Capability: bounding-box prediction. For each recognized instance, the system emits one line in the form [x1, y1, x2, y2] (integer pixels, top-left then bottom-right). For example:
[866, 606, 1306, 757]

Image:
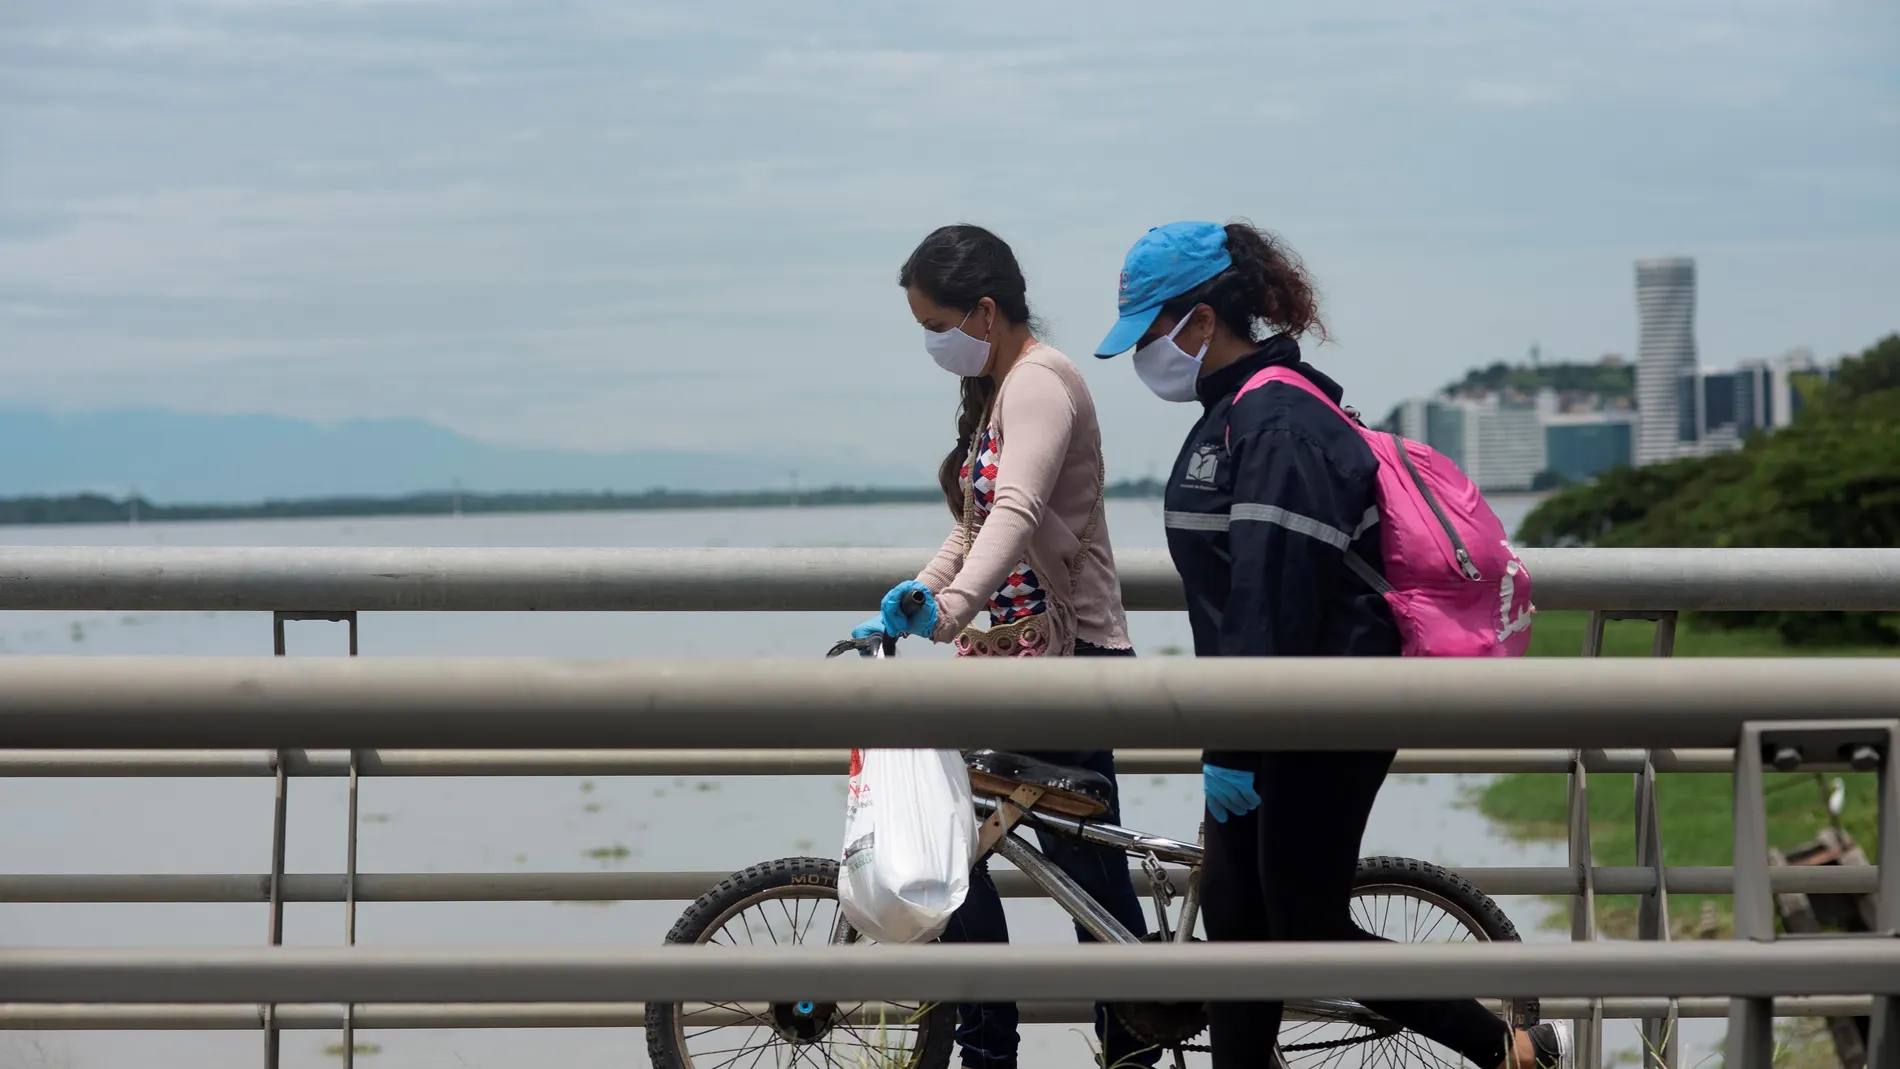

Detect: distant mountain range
[0, 407, 920, 502]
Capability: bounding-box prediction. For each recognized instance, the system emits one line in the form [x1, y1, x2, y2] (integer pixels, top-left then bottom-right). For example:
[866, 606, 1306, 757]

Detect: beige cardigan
[917, 343, 1133, 650]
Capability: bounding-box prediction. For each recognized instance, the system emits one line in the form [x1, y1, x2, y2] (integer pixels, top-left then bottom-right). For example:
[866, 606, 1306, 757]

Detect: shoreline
[0, 485, 1549, 530]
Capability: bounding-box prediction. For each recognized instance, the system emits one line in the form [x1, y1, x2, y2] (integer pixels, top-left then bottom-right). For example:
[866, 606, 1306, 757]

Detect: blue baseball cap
[1094, 221, 1232, 358]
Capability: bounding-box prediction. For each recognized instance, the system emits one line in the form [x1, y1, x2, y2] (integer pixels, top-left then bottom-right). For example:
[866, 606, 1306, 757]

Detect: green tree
[1518, 334, 1900, 645]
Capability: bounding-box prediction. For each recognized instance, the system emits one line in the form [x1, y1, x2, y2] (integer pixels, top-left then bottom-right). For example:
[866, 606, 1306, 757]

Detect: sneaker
[1524, 1021, 1574, 1069]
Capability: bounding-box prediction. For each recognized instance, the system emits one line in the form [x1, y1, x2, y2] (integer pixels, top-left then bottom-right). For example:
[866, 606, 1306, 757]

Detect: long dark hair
[1157, 220, 1327, 343]
[898, 225, 1040, 515]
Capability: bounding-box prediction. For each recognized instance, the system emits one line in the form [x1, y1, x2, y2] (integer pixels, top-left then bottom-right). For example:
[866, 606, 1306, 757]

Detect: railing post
[1866, 725, 1899, 1069]
[343, 748, 361, 1069]
[1727, 725, 1776, 1069]
[263, 748, 289, 1069]
[1635, 754, 1679, 1069]
[1636, 611, 1678, 1068]
[1569, 751, 1601, 1069]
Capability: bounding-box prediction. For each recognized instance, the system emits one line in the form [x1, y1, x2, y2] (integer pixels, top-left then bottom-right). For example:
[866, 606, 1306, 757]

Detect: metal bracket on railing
[1582, 610, 1678, 658]
[1729, 720, 1899, 1069]
[273, 611, 359, 657]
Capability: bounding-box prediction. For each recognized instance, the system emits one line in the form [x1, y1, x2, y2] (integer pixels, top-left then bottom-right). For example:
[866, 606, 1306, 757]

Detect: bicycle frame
[967, 796, 1372, 1024]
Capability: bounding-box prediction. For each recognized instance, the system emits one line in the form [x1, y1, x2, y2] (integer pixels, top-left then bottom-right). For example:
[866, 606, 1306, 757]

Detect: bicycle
[646, 615, 1536, 1069]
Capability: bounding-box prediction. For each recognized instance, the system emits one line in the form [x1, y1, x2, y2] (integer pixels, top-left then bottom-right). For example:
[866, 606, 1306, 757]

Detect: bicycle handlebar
[899, 586, 928, 616]
[825, 586, 930, 659]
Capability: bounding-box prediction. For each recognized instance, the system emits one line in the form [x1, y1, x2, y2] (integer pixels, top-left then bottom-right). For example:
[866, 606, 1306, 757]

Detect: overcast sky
[2, 0, 1895, 478]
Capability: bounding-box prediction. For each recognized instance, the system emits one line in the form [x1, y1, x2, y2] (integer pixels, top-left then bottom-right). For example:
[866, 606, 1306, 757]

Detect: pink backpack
[1233, 367, 1534, 657]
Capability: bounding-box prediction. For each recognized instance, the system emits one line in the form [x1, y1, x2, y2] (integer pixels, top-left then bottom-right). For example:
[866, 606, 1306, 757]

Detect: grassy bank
[1480, 611, 1890, 936]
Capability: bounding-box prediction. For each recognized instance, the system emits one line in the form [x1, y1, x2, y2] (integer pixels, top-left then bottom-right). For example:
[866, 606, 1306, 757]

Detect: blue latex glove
[879, 580, 939, 639]
[850, 617, 887, 657]
[1203, 764, 1262, 824]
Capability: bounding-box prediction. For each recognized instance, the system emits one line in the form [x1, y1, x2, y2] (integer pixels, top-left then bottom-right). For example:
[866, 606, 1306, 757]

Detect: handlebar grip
[900, 587, 929, 615]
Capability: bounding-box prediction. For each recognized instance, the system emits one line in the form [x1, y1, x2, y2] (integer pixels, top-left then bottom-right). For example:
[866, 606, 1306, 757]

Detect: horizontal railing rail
[0, 864, 1879, 903]
[1, 656, 1896, 749]
[6, 547, 1896, 1068]
[6, 942, 1900, 1004]
[1, 996, 1879, 1030]
[0, 746, 1837, 776]
[2, 546, 1898, 613]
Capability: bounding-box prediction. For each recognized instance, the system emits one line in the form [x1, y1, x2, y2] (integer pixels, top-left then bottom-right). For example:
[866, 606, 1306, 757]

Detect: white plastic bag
[838, 747, 976, 944]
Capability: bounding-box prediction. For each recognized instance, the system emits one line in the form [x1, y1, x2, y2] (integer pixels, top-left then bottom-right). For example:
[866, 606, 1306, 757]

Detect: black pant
[1200, 750, 1511, 1069]
[938, 642, 1158, 1069]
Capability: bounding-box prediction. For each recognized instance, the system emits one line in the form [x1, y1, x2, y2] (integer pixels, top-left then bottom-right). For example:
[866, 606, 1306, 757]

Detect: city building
[1545, 412, 1635, 485]
[1634, 257, 1697, 466]
[1375, 260, 1824, 493]
[1384, 394, 1547, 493]
[1673, 349, 1825, 456]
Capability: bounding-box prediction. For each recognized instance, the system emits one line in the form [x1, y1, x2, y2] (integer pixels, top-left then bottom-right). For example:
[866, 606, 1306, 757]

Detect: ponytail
[1157, 220, 1327, 343]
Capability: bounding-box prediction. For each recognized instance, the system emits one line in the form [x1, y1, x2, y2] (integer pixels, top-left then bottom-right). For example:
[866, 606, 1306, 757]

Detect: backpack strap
[1226, 366, 1392, 589]
[1225, 366, 1353, 449]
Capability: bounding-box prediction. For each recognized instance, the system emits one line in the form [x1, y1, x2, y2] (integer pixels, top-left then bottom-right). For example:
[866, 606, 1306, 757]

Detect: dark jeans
[1200, 750, 1512, 1069]
[938, 641, 1158, 1069]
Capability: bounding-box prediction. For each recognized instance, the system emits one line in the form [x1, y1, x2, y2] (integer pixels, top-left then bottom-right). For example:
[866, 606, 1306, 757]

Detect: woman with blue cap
[856, 224, 1156, 1069]
[1096, 220, 1572, 1069]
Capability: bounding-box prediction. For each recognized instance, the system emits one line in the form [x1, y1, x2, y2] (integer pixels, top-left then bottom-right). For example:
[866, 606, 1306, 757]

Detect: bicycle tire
[1117, 855, 1538, 1057]
[1352, 855, 1539, 1028]
[646, 857, 957, 1069]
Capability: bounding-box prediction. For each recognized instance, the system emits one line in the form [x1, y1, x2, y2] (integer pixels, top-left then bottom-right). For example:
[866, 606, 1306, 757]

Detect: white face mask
[923, 308, 993, 378]
[1133, 308, 1208, 402]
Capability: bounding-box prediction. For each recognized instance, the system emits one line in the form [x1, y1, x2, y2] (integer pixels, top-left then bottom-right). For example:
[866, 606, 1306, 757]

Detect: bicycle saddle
[964, 750, 1111, 819]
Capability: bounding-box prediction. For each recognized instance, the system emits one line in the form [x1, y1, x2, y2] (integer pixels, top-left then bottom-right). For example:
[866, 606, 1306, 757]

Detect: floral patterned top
[960, 423, 1048, 624]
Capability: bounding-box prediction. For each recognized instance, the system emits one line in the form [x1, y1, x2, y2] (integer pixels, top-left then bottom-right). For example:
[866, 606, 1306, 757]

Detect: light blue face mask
[924, 308, 993, 377]
[1133, 307, 1208, 402]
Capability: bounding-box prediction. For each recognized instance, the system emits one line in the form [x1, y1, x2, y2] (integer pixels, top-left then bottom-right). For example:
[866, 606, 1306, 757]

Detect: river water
[0, 498, 1589, 1069]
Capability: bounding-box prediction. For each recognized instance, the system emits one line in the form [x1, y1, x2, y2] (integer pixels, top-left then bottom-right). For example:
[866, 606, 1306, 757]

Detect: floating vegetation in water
[794, 839, 815, 852]
[694, 780, 720, 793]
[323, 1042, 383, 1056]
[361, 813, 393, 825]
[583, 803, 602, 814]
[580, 780, 596, 794]
[584, 843, 632, 866]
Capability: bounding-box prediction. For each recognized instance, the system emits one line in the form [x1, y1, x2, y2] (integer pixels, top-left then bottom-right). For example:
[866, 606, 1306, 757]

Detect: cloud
[0, 0, 1895, 476]
[1458, 80, 1561, 110]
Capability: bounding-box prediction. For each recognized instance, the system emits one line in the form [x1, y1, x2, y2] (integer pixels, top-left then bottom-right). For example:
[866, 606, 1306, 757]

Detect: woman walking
[1094, 219, 1573, 1069]
[854, 224, 1156, 1069]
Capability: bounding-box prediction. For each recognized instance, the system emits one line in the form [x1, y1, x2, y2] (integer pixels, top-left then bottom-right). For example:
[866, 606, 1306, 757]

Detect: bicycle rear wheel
[1277, 856, 1539, 1069]
[645, 857, 956, 1069]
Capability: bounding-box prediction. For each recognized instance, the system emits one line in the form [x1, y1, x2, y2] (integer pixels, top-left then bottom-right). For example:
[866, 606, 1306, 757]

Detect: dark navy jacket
[1161, 336, 1400, 769]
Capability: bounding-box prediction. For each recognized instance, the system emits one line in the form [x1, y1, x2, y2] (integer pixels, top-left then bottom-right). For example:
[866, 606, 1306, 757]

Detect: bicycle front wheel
[1277, 856, 1539, 1069]
[644, 857, 957, 1069]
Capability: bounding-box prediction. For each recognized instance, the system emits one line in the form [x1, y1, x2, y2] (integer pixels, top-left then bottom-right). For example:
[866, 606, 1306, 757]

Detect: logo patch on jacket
[1182, 444, 1221, 489]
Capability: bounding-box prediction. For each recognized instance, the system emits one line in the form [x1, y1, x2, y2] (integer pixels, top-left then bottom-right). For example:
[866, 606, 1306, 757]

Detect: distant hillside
[0, 407, 923, 501]
[1443, 361, 1634, 399]
[0, 478, 1169, 526]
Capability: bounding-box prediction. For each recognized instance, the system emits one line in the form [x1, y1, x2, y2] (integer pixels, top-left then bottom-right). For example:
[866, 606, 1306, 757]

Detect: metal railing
[3, 547, 1899, 1069]
[0, 545, 1896, 612]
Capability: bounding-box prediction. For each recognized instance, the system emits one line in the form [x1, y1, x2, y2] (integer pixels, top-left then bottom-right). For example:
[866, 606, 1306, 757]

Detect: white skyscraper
[1634, 257, 1696, 465]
